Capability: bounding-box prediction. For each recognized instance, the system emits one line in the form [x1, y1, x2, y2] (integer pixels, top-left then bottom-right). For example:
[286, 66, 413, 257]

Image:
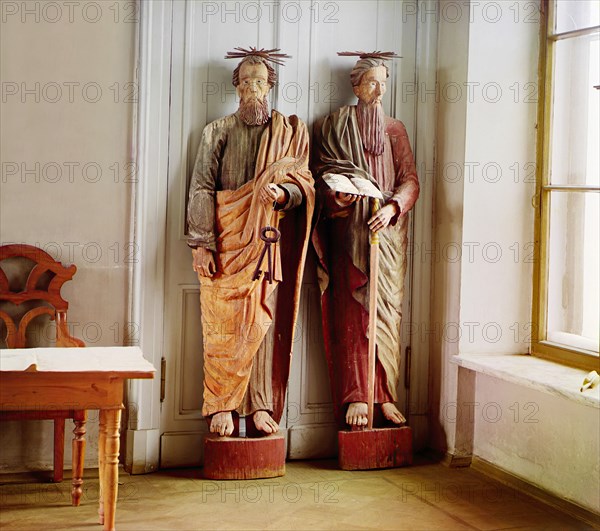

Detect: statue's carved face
[353, 65, 387, 106]
[236, 62, 271, 103]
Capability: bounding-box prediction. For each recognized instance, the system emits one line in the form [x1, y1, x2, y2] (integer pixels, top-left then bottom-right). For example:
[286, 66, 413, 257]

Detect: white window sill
[452, 354, 600, 409]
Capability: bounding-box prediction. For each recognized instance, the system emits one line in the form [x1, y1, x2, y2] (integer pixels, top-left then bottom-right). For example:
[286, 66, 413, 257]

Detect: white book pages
[350, 177, 384, 200]
[322, 173, 384, 200]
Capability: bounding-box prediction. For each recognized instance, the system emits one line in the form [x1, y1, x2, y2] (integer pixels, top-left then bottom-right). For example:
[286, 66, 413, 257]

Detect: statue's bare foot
[346, 402, 368, 427]
[381, 402, 406, 425]
[210, 411, 234, 437]
[253, 410, 279, 434]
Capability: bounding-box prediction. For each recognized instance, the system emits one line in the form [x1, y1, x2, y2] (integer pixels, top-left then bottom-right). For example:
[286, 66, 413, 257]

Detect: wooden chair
[0, 244, 87, 496]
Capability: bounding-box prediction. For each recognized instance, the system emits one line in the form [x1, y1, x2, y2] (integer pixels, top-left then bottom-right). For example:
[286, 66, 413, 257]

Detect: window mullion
[542, 185, 600, 193]
[550, 25, 600, 41]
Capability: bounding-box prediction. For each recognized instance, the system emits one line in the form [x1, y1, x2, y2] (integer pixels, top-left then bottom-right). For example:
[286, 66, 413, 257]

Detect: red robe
[312, 105, 419, 426]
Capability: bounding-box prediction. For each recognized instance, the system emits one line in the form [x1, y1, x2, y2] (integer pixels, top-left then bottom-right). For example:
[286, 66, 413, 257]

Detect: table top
[0, 346, 155, 378]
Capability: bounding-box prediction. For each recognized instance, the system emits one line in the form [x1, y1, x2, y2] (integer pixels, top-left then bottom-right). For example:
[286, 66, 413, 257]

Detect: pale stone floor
[0, 457, 596, 530]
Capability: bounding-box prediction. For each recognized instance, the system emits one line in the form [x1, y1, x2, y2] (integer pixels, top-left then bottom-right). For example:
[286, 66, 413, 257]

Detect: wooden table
[0, 346, 155, 531]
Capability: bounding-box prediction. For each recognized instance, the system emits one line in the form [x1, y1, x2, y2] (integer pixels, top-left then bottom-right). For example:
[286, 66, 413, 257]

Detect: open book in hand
[322, 173, 384, 200]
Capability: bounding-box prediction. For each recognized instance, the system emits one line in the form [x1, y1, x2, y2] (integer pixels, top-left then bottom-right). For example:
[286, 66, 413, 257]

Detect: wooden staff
[367, 198, 380, 430]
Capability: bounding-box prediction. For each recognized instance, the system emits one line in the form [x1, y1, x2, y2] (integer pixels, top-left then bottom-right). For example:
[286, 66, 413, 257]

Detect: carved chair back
[0, 244, 84, 348]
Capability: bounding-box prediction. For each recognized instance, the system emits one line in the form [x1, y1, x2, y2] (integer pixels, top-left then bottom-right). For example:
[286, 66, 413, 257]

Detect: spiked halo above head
[225, 47, 291, 66]
[337, 51, 402, 60]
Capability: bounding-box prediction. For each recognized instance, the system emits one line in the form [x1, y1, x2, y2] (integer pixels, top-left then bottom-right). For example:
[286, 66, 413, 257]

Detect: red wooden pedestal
[338, 426, 412, 470]
[203, 434, 286, 480]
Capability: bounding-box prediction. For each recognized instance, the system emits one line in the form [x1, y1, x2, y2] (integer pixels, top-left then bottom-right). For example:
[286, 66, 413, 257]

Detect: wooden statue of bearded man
[187, 48, 314, 437]
[312, 52, 419, 429]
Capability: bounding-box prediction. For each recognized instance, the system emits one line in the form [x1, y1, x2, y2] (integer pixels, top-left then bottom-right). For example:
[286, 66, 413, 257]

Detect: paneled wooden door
[159, 0, 424, 467]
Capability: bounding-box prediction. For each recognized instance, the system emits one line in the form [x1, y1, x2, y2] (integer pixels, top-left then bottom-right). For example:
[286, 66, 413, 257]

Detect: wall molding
[408, 0, 437, 450]
[472, 456, 600, 529]
[126, 0, 173, 474]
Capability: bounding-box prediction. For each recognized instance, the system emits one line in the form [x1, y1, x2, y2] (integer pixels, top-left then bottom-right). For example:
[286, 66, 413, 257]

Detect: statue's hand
[260, 183, 286, 207]
[367, 203, 399, 233]
[334, 192, 361, 207]
[192, 247, 216, 277]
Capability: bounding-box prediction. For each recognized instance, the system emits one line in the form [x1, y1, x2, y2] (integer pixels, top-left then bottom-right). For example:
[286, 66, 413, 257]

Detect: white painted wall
[460, 2, 537, 355]
[431, 0, 600, 513]
[0, 0, 136, 471]
[474, 374, 600, 512]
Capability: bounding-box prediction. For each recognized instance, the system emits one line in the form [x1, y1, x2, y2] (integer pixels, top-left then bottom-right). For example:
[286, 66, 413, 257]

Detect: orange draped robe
[188, 111, 314, 420]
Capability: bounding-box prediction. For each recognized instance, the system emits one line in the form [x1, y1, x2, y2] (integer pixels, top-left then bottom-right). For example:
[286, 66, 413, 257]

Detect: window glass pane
[547, 191, 599, 353]
[555, 0, 600, 34]
[550, 33, 600, 186]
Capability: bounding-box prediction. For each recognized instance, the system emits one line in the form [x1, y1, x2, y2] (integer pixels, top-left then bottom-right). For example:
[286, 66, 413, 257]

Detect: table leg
[98, 409, 121, 531]
[98, 410, 107, 526]
[71, 410, 87, 506]
[53, 418, 65, 483]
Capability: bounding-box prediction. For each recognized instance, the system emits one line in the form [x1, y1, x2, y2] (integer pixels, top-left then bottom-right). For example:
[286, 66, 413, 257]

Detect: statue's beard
[357, 100, 385, 156]
[239, 97, 270, 126]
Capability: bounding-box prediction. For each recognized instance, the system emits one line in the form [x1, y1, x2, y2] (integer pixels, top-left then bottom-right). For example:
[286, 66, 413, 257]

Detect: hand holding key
[252, 226, 281, 283]
[260, 184, 286, 207]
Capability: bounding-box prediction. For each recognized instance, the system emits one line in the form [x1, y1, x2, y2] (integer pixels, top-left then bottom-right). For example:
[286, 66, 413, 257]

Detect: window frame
[532, 0, 600, 371]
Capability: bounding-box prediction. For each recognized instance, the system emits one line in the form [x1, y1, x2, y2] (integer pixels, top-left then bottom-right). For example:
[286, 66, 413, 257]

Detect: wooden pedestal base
[203, 434, 286, 480]
[338, 426, 412, 470]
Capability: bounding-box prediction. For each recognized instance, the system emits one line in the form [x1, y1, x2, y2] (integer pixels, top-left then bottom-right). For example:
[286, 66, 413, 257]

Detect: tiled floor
[0, 457, 596, 530]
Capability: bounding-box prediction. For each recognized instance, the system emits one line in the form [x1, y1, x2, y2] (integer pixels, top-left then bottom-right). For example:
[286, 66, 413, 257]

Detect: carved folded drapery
[312, 105, 419, 418]
[193, 111, 315, 420]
